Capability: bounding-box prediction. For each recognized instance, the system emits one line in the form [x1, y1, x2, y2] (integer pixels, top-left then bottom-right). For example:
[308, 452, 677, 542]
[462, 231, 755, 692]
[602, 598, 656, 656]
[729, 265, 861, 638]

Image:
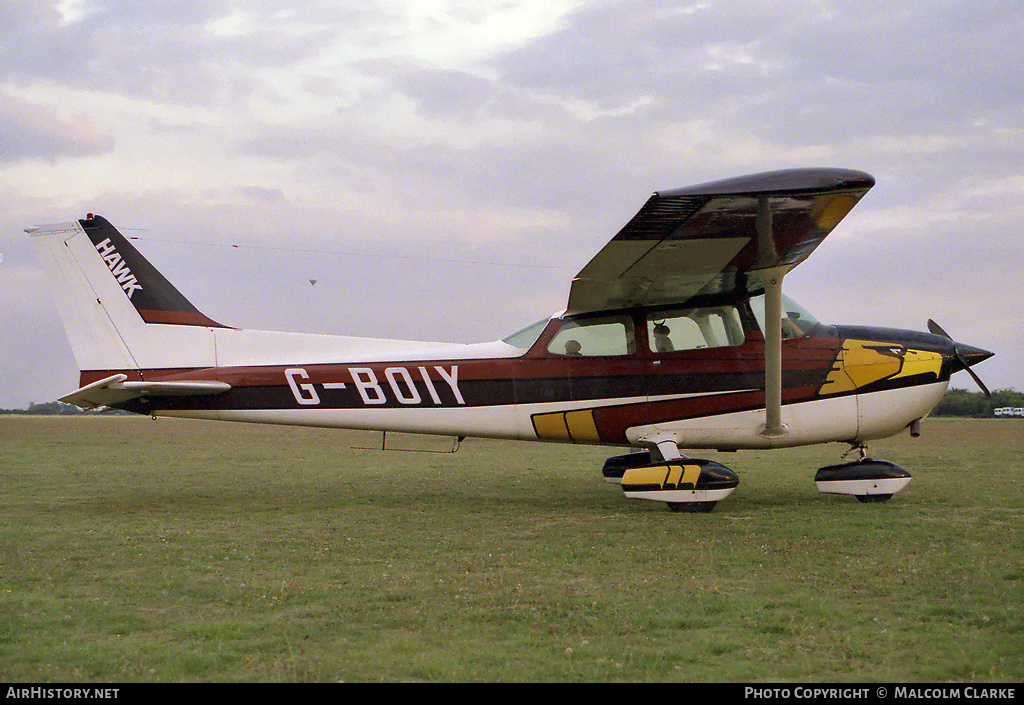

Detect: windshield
[502, 317, 550, 349]
[749, 294, 820, 339]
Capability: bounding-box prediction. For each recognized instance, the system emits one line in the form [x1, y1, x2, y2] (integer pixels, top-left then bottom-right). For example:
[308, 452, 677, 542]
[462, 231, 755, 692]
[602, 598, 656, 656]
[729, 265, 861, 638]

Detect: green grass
[0, 416, 1020, 682]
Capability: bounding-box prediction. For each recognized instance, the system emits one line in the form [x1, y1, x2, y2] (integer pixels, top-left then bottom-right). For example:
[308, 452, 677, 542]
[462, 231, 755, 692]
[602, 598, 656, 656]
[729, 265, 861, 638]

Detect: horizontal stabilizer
[60, 374, 231, 410]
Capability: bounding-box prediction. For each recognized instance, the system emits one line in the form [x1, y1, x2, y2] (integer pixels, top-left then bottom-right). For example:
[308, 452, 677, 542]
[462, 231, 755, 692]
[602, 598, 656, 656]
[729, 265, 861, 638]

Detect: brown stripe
[138, 309, 227, 327]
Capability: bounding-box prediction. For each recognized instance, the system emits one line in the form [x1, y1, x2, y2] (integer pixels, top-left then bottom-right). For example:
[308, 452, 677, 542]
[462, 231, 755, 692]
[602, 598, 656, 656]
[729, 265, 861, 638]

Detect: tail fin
[27, 215, 225, 378]
[79, 215, 225, 327]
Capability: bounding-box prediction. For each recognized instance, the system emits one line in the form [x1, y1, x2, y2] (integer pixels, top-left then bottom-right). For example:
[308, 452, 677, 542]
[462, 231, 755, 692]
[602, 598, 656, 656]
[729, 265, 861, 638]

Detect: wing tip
[657, 167, 875, 198]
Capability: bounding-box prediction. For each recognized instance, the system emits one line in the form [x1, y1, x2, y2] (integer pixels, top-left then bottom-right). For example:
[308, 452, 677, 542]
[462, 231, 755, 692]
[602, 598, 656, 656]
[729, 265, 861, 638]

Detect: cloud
[0, 91, 112, 162]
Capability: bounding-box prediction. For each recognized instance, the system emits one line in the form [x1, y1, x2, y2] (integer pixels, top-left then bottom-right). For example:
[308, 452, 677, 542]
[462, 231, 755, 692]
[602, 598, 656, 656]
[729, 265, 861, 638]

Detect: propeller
[927, 319, 992, 398]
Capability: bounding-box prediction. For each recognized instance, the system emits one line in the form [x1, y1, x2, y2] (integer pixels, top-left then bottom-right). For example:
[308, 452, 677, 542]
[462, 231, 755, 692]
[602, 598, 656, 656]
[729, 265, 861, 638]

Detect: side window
[647, 306, 745, 353]
[547, 316, 636, 357]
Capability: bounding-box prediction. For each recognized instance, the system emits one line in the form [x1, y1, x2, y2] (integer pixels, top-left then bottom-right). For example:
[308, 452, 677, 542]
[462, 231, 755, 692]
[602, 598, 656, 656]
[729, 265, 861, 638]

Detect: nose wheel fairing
[815, 458, 912, 503]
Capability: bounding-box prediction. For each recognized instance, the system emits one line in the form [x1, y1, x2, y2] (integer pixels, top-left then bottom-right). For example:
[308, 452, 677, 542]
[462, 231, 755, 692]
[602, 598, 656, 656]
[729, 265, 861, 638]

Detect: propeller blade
[927, 319, 992, 398]
[964, 364, 991, 398]
[927, 319, 950, 339]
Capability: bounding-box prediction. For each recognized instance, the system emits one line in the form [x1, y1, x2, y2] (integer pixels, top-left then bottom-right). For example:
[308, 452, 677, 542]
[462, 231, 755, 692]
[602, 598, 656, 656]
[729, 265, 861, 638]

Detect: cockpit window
[749, 294, 820, 340]
[647, 304, 746, 353]
[547, 316, 636, 357]
[502, 317, 550, 349]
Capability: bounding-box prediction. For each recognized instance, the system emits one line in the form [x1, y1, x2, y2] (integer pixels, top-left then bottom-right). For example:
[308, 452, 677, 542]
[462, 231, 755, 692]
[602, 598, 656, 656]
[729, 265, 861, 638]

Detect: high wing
[567, 168, 875, 314]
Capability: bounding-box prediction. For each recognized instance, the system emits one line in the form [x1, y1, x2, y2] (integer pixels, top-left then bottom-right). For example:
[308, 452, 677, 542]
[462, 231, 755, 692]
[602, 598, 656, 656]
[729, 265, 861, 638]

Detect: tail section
[26, 215, 223, 379]
[80, 215, 225, 327]
[29, 214, 457, 410]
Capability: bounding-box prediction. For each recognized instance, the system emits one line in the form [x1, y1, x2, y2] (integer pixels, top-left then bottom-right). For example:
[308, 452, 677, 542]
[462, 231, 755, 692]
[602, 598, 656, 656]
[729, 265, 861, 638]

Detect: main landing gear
[601, 447, 740, 513]
[602, 440, 913, 512]
[814, 443, 912, 503]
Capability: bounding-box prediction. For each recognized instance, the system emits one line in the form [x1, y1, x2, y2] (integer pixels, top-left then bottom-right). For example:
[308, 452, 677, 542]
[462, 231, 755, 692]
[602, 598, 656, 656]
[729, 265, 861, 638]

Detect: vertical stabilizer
[78, 216, 226, 327]
[27, 216, 223, 378]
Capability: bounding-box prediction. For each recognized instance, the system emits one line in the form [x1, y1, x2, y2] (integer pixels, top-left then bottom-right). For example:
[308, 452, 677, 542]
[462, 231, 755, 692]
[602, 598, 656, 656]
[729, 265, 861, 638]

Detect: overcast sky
[1, 0, 1020, 409]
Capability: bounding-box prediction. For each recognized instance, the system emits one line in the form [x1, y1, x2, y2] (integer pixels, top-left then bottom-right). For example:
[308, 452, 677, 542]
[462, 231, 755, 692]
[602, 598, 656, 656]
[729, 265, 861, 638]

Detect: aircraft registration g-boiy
[27, 168, 993, 512]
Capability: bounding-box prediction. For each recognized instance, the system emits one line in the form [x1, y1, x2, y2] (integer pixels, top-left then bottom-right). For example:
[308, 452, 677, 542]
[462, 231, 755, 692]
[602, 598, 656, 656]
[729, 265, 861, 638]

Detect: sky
[1, 0, 1021, 409]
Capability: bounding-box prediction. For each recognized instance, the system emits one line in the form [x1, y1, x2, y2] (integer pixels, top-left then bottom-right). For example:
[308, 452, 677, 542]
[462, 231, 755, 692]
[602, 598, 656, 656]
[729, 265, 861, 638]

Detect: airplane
[26, 167, 993, 512]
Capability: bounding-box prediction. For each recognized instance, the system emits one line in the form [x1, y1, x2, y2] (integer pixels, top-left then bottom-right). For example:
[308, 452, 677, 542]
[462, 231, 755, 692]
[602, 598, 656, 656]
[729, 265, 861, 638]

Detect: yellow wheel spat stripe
[622, 463, 702, 490]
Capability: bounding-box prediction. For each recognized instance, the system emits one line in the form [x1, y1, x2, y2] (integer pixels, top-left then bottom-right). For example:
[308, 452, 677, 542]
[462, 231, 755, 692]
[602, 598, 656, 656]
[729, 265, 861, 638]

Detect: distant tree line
[0, 401, 127, 415]
[932, 388, 1024, 418]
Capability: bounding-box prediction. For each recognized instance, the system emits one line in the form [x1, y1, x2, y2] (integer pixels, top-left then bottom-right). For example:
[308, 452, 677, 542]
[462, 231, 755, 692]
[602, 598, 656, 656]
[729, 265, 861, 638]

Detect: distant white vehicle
[994, 407, 1024, 418]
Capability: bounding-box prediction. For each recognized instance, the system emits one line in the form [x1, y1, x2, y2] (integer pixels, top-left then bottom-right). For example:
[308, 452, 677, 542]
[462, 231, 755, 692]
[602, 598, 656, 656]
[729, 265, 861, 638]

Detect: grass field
[1, 415, 1020, 682]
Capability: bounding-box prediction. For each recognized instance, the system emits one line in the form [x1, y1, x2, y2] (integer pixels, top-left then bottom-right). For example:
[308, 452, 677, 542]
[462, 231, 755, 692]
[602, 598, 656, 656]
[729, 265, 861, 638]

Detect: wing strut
[760, 267, 787, 438]
[757, 197, 787, 438]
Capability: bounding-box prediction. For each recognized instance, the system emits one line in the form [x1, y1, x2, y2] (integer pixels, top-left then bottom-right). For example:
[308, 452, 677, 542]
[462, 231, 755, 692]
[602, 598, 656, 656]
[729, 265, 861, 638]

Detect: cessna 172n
[27, 168, 993, 512]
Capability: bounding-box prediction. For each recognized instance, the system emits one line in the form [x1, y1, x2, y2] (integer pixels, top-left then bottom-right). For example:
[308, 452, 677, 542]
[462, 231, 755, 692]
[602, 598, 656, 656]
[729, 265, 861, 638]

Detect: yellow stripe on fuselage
[531, 409, 601, 443]
[531, 412, 571, 440]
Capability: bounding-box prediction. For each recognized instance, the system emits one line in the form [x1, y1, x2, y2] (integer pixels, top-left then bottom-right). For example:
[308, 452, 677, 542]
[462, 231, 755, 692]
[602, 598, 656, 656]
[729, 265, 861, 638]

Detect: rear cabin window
[547, 316, 636, 357]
